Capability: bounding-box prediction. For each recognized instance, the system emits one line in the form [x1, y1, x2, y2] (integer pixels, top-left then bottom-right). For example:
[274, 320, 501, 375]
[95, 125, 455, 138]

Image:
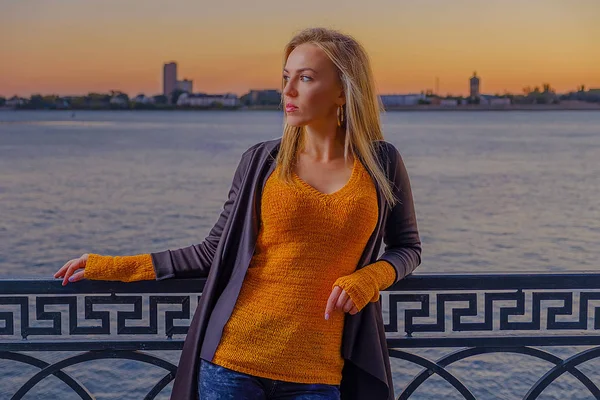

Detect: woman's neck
[301, 126, 346, 162]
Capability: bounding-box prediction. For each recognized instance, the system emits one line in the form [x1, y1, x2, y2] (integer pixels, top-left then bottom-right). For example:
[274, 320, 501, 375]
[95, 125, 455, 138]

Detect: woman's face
[283, 43, 344, 128]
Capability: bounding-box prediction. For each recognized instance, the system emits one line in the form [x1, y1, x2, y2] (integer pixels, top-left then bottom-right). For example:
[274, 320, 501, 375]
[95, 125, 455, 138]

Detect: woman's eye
[282, 75, 311, 82]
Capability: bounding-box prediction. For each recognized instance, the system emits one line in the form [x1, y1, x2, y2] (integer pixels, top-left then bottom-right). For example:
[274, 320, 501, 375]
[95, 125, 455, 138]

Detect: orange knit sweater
[83, 158, 397, 384]
[211, 158, 395, 384]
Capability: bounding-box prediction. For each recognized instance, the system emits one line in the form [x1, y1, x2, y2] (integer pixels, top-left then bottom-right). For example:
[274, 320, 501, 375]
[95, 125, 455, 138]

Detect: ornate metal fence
[1, 273, 600, 399]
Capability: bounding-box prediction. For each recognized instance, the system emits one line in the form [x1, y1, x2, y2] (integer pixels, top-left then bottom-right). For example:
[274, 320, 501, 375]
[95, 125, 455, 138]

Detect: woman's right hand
[54, 253, 89, 286]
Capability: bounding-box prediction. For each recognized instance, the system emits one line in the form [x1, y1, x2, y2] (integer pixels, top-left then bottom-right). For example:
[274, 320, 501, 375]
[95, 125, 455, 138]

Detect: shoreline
[383, 104, 600, 111]
[1, 104, 599, 112]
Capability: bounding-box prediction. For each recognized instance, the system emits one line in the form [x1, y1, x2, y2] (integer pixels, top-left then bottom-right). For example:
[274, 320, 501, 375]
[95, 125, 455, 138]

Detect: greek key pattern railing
[1, 273, 600, 399]
[0, 294, 199, 339]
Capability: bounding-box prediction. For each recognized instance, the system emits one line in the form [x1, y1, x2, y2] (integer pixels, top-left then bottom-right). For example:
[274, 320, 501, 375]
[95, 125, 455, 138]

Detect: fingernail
[325, 313, 329, 320]
[68, 276, 75, 282]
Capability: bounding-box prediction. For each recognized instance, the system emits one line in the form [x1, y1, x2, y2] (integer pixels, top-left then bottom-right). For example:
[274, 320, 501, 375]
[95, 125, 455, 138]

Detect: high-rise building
[470, 72, 480, 99]
[163, 62, 177, 101]
[177, 79, 193, 93]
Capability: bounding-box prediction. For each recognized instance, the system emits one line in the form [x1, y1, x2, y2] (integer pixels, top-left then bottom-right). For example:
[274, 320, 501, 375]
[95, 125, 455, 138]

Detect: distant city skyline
[1, 0, 598, 97]
[4, 67, 595, 101]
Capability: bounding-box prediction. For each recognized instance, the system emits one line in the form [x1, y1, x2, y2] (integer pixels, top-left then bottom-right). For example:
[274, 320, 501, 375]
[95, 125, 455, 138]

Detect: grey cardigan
[151, 138, 421, 400]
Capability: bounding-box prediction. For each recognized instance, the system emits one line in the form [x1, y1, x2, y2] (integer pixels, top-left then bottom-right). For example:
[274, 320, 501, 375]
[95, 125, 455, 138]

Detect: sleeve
[149, 145, 256, 280]
[84, 253, 156, 282]
[377, 143, 422, 284]
[333, 260, 396, 311]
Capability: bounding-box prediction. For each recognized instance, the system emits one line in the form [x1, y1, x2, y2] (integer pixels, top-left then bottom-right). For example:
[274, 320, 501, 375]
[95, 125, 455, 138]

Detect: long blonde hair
[276, 27, 396, 207]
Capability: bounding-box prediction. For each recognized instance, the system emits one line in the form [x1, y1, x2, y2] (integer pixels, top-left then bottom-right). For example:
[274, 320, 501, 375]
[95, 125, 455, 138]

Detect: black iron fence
[1, 273, 600, 399]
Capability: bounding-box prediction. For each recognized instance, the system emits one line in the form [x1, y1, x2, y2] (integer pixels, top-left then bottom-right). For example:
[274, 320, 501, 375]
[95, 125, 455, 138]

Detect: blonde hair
[276, 27, 396, 207]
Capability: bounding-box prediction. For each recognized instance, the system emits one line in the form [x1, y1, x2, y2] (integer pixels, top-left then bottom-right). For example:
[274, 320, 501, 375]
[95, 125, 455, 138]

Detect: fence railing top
[1, 272, 599, 294]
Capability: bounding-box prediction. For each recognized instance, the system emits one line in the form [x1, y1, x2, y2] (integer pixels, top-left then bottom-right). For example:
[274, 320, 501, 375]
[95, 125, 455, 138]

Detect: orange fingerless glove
[84, 253, 156, 282]
[333, 260, 396, 312]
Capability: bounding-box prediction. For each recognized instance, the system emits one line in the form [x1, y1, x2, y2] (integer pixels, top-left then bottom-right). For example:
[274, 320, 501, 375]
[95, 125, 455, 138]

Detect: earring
[337, 105, 345, 127]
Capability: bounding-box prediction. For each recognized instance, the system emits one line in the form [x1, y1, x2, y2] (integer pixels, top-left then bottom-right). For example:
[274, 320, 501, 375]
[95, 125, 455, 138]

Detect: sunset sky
[1, 0, 598, 97]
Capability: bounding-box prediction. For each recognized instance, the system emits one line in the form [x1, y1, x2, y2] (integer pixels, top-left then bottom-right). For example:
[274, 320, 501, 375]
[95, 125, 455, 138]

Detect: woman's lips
[285, 105, 298, 112]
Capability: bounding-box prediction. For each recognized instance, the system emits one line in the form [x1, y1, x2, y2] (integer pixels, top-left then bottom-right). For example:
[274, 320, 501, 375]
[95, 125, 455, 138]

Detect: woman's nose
[283, 81, 297, 97]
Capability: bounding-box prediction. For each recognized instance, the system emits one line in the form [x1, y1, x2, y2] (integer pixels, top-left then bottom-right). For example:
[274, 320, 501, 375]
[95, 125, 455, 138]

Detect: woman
[54, 27, 421, 400]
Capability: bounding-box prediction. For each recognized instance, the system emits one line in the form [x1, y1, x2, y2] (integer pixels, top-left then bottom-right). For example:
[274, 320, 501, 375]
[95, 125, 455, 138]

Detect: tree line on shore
[416, 84, 600, 105]
[0, 89, 283, 110]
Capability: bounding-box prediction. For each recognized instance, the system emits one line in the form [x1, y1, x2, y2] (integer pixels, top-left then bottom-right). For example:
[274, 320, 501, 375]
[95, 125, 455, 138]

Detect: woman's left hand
[325, 286, 359, 320]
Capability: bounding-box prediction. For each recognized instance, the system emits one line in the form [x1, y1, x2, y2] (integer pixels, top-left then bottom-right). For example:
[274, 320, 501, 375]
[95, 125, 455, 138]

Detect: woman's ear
[337, 74, 346, 104]
[338, 90, 346, 106]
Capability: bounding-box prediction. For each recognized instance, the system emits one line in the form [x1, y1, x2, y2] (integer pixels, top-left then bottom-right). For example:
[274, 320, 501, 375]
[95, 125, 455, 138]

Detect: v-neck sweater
[210, 158, 395, 384]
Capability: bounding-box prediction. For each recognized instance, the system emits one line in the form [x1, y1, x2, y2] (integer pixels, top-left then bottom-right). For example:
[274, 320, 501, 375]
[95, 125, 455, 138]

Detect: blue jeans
[198, 359, 341, 400]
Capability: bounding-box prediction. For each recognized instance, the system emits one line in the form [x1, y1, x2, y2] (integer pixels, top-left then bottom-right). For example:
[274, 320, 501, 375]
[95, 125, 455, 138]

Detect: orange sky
[1, 0, 598, 97]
